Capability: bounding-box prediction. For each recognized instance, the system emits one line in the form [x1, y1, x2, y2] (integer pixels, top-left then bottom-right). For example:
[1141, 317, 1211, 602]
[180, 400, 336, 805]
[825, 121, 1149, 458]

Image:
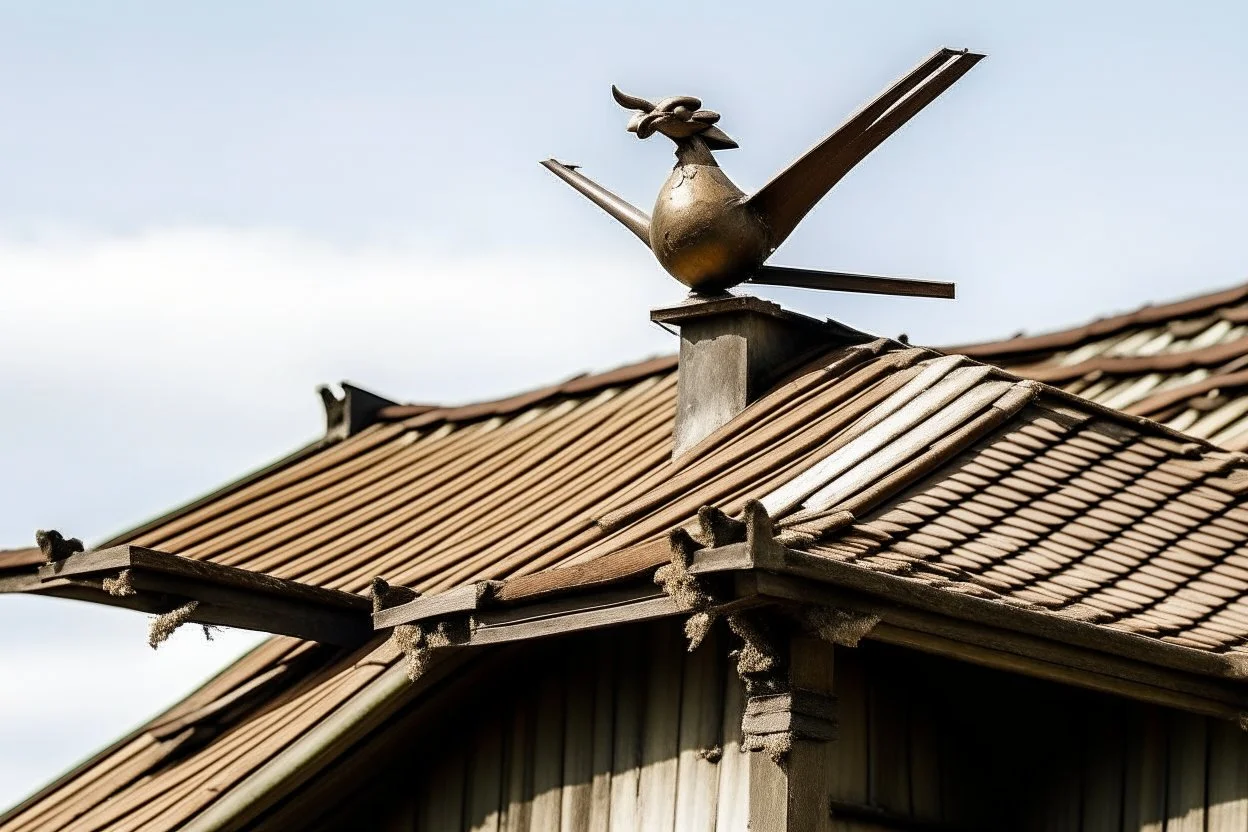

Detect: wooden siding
[292, 622, 1248, 832]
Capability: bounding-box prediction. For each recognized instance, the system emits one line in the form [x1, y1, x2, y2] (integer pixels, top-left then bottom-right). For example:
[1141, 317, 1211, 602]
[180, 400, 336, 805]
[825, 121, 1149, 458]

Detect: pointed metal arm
[746, 49, 984, 251]
[540, 160, 652, 247]
[749, 265, 954, 299]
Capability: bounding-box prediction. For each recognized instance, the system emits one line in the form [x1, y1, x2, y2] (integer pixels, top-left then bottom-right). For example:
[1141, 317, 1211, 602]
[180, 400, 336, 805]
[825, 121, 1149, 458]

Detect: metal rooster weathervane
[542, 47, 984, 299]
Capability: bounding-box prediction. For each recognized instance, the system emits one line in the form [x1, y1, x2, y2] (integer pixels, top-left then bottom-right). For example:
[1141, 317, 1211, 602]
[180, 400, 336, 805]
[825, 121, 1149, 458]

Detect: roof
[95, 354, 681, 594]
[950, 282, 1248, 449]
[0, 548, 41, 571]
[9, 325, 1248, 830]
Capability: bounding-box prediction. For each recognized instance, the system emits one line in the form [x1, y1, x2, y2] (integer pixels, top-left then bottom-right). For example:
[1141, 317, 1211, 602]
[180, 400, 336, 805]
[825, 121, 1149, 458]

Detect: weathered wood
[828, 648, 869, 808]
[673, 631, 724, 832]
[749, 569, 1248, 719]
[716, 663, 750, 832]
[870, 621, 1248, 722]
[464, 712, 505, 832]
[742, 710, 838, 741]
[1167, 711, 1208, 832]
[609, 633, 644, 831]
[494, 538, 671, 603]
[1080, 701, 1123, 832]
[868, 669, 910, 816]
[785, 635, 838, 832]
[1207, 716, 1248, 831]
[530, 670, 565, 831]
[32, 545, 371, 645]
[767, 547, 1247, 683]
[907, 688, 941, 822]
[559, 651, 594, 832]
[1035, 714, 1081, 832]
[129, 571, 370, 646]
[638, 622, 682, 832]
[586, 642, 615, 830]
[1121, 705, 1166, 832]
[419, 738, 465, 832]
[39, 545, 367, 610]
[374, 582, 490, 630]
[748, 751, 788, 832]
[745, 689, 839, 721]
[469, 590, 678, 646]
[501, 688, 535, 832]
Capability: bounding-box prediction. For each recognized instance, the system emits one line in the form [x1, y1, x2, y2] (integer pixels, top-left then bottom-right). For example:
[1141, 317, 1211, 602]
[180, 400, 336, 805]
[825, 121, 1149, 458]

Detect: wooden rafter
[34, 545, 372, 646]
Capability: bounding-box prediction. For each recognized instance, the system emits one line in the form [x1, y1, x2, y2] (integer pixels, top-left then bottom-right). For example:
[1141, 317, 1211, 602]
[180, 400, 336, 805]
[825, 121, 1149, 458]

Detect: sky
[5, 0, 1248, 812]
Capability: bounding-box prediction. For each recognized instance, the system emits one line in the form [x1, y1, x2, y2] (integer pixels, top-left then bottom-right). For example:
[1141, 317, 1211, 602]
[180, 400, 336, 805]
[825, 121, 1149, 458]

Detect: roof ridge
[946, 281, 1248, 358]
[1127, 368, 1248, 419]
[1005, 334, 1248, 383]
[376, 354, 677, 425]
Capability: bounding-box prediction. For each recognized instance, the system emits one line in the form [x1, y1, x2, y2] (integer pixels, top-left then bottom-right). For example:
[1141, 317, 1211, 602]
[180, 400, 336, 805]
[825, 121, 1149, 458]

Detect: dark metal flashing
[318, 382, 400, 441]
[35, 545, 372, 646]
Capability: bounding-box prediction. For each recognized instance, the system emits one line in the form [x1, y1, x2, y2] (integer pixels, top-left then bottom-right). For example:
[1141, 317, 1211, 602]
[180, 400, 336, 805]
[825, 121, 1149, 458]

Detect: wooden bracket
[743, 688, 839, 742]
[372, 581, 499, 630]
[689, 501, 787, 577]
[37, 545, 372, 646]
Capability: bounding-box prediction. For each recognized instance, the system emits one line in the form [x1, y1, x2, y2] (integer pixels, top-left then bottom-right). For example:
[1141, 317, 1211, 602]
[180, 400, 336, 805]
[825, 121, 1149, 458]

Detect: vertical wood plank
[785, 636, 837, 832]
[609, 630, 645, 831]
[907, 687, 942, 823]
[638, 622, 683, 832]
[379, 782, 418, 832]
[748, 751, 789, 832]
[1122, 704, 1166, 832]
[587, 641, 616, 830]
[560, 642, 595, 832]
[1167, 710, 1208, 832]
[674, 633, 725, 832]
[419, 737, 466, 832]
[1080, 700, 1123, 832]
[530, 668, 566, 832]
[1037, 724, 1082, 832]
[867, 670, 910, 818]
[715, 654, 749, 832]
[828, 648, 869, 808]
[1208, 717, 1248, 832]
[502, 691, 535, 832]
[465, 712, 506, 832]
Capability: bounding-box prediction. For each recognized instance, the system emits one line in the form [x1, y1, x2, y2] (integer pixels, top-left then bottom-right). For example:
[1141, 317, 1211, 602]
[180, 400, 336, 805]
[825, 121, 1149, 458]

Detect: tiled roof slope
[949, 282, 1248, 449]
[8, 336, 1248, 830]
[100, 356, 680, 594]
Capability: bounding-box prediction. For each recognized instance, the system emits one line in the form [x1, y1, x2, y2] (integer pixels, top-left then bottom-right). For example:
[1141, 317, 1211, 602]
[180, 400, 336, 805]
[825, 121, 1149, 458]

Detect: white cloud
[0, 226, 675, 405]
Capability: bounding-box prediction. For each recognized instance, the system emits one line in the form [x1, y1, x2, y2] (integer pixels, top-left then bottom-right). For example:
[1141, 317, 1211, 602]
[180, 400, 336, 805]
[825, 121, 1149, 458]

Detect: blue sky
[4, 0, 1248, 811]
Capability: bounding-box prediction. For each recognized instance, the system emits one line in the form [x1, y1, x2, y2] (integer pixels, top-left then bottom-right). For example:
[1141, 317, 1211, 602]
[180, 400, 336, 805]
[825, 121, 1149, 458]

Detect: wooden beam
[33, 545, 372, 646]
[705, 542, 1248, 684]
[39, 545, 366, 612]
[470, 588, 680, 645]
[373, 582, 492, 630]
[748, 571, 1248, 721]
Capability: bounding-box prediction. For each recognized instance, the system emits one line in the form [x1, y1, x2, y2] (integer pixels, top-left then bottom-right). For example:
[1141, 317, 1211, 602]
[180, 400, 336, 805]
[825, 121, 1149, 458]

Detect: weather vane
[543, 47, 983, 299]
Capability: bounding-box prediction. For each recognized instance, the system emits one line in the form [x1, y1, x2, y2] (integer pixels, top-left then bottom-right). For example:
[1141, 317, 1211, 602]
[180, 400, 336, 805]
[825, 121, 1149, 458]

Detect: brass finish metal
[543, 47, 983, 297]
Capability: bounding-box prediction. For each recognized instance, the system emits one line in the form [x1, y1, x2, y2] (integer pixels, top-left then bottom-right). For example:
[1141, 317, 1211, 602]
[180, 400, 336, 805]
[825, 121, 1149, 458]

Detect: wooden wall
[294, 619, 1248, 832]
[339, 621, 750, 832]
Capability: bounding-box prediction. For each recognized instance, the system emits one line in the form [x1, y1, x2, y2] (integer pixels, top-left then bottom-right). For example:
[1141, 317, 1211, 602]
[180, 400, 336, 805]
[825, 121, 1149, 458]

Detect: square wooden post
[746, 635, 838, 832]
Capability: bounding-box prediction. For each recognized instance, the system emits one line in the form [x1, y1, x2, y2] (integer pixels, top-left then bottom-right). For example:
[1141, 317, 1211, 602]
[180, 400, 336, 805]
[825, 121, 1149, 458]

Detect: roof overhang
[373, 528, 1248, 724]
[15, 545, 372, 646]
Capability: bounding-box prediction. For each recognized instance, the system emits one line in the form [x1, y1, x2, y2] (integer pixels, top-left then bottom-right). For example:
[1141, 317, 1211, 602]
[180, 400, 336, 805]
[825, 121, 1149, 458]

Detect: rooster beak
[699, 125, 738, 150]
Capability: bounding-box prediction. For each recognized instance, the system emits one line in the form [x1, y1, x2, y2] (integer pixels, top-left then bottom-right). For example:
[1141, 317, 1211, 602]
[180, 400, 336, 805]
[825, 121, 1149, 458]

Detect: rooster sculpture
[543, 47, 983, 298]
